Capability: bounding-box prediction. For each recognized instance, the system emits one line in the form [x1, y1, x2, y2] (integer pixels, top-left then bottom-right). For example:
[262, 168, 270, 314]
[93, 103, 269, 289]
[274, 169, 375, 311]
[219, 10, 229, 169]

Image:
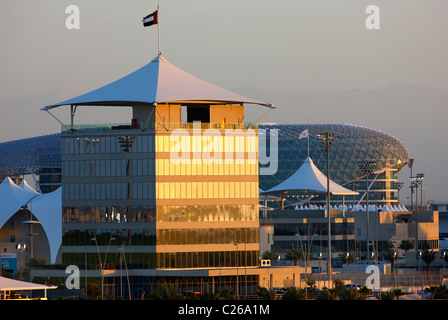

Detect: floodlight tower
[318, 131, 335, 284]
[358, 160, 378, 261]
[393, 181, 404, 204]
[408, 159, 414, 210]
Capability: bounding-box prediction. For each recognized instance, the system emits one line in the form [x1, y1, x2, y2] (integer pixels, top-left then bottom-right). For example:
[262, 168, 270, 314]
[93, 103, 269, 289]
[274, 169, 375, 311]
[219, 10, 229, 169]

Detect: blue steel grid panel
[0, 133, 61, 179]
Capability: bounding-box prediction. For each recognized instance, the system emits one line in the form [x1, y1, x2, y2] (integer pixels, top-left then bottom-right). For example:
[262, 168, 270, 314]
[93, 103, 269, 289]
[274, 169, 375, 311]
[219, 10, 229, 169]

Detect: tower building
[43, 55, 277, 297]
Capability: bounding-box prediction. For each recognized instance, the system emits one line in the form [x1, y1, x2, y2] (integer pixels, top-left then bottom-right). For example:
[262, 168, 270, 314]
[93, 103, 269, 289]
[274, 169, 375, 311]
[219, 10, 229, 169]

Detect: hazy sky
[0, 0, 447, 202]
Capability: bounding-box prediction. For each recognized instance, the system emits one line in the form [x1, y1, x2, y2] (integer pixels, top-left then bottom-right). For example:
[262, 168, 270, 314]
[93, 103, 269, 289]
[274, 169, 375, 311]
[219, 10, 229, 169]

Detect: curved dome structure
[259, 123, 409, 204]
[0, 133, 61, 193]
[0, 134, 61, 178]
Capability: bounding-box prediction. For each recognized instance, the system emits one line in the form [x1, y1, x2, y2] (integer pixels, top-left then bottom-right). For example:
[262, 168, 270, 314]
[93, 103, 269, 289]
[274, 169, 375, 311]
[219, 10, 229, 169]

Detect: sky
[0, 0, 447, 202]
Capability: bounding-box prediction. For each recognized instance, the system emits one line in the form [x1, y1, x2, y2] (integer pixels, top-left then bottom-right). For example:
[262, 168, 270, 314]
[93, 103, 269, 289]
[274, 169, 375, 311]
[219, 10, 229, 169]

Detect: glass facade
[61, 117, 260, 271]
[154, 125, 259, 269]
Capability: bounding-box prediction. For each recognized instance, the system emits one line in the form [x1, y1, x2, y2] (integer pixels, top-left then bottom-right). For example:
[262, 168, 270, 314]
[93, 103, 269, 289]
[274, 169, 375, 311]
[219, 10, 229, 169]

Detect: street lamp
[358, 160, 378, 261]
[91, 234, 115, 300]
[304, 233, 318, 299]
[16, 243, 27, 280]
[318, 131, 335, 285]
[393, 251, 398, 288]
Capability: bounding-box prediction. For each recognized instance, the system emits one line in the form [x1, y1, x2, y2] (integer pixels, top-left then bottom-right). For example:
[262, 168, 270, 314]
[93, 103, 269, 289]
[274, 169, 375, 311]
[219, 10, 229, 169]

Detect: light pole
[443, 251, 446, 275]
[117, 244, 131, 300]
[91, 233, 115, 300]
[244, 241, 248, 298]
[393, 181, 404, 204]
[417, 174, 424, 212]
[351, 182, 360, 207]
[234, 243, 239, 299]
[358, 160, 378, 261]
[318, 131, 335, 285]
[16, 243, 26, 280]
[393, 251, 398, 288]
[410, 176, 417, 251]
[408, 159, 414, 211]
[411, 176, 423, 251]
[305, 233, 318, 299]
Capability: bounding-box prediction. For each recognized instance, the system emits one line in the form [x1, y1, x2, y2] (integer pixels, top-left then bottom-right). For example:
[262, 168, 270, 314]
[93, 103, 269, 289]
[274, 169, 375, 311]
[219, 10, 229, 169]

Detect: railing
[304, 271, 446, 291]
[62, 122, 258, 132]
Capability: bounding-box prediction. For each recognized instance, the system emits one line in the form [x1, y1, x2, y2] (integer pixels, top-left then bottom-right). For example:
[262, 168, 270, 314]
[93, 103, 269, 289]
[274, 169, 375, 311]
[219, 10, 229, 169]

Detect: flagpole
[307, 123, 310, 158]
[157, 0, 161, 56]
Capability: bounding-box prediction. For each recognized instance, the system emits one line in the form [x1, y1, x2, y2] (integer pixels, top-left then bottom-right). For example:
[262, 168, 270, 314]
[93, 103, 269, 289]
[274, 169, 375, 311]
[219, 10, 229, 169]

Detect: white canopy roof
[0, 276, 57, 291]
[0, 178, 61, 264]
[29, 187, 62, 264]
[42, 55, 272, 110]
[0, 177, 38, 221]
[263, 157, 359, 196]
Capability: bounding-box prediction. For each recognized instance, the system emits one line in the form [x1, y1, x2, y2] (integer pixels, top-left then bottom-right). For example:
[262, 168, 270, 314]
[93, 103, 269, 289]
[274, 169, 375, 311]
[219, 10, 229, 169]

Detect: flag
[142, 10, 158, 27]
[299, 128, 309, 140]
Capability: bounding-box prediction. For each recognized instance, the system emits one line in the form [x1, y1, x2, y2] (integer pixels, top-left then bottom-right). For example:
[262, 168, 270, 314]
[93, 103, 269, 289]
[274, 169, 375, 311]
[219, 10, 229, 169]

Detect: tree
[147, 284, 181, 300]
[338, 252, 355, 276]
[391, 289, 404, 300]
[421, 249, 436, 271]
[399, 240, 413, 253]
[424, 286, 438, 300]
[87, 282, 101, 299]
[218, 287, 235, 300]
[286, 249, 303, 266]
[282, 287, 306, 300]
[333, 279, 345, 292]
[317, 288, 337, 300]
[358, 286, 373, 300]
[339, 287, 359, 300]
[434, 285, 448, 300]
[256, 286, 275, 300]
[381, 291, 396, 300]
[306, 276, 316, 289]
[262, 250, 277, 263]
[382, 246, 397, 273]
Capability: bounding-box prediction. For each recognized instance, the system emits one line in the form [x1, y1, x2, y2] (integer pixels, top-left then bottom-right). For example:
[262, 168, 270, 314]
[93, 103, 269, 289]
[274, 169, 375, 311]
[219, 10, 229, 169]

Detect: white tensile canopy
[262, 157, 359, 196]
[42, 55, 272, 110]
[0, 178, 61, 264]
[0, 276, 57, 299]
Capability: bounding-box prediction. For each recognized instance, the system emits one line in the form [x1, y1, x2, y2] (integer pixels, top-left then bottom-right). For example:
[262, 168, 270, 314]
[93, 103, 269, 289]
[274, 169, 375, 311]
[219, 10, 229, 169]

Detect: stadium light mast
[318, 131, 335, 285]
[408, 159, 414, 210]
[358, 160, 378, 261]
[411, 174, 424, 251]
[416, 174, 424, 212]
[393, 181, 404, 204]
